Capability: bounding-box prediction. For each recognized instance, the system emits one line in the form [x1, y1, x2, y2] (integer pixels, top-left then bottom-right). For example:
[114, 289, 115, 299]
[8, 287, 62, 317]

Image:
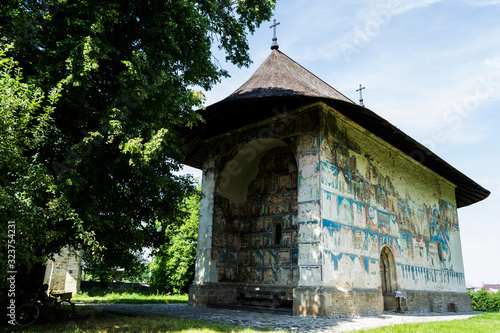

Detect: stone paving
[78, 303, 479, 332]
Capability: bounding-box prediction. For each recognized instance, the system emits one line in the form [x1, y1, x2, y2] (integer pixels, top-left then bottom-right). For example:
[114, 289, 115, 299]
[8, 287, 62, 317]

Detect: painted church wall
[320, 108, 465, 293]
[296, 130, 324, 286]
[200, 110, 319, 287]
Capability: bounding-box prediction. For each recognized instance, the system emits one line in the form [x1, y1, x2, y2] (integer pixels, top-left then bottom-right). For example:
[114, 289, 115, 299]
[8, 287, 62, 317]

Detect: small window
[274, 223, 282, 245]
[437, 241, 443, 261]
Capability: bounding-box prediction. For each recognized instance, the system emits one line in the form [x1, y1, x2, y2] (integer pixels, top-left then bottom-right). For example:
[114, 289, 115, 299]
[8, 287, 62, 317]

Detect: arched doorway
[380, 246, 398, 310]
[212, 139, 299, 286]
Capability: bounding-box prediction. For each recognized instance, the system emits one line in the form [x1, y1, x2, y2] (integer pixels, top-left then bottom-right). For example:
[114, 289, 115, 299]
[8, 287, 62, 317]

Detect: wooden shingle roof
[226, 50, 354, 103]
[181, 50, 490, 208]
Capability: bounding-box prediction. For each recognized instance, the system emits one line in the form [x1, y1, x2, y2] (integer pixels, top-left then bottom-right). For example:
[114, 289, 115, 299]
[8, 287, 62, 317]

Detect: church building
[183, 36, 489, 316]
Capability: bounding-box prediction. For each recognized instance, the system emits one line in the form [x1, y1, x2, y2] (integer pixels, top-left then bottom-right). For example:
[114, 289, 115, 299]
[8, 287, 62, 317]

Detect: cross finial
[270, 19, 280, 50]
[356, 84, 366, 107]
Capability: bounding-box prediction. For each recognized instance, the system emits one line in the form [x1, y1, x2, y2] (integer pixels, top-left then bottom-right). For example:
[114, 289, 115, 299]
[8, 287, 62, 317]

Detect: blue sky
[181, 0, 500, 288]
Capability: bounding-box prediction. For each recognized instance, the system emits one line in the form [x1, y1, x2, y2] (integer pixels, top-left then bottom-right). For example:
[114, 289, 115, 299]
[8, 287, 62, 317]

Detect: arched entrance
[212, 138, 299, 286]
[380, 246, 398, 310]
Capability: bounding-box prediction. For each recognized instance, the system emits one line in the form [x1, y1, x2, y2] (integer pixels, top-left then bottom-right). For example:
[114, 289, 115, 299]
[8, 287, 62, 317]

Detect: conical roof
[225, 50, 355, 104]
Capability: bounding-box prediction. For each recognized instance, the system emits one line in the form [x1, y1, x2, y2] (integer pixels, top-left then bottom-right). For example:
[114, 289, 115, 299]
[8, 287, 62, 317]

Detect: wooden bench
[234, 289, 286, 309]
[52, 292, 73, 301]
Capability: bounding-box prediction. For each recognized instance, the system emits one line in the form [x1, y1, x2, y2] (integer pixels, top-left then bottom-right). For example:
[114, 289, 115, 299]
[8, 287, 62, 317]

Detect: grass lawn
[7, 311, 499, 333]
[358, 311, 500, 332]
[72, 290, 188, 304]
[8, 315, 277, 333]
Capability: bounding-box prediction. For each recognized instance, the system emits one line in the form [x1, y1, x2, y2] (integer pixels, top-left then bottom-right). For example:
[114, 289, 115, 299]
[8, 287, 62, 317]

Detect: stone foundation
[191, 284, 472, 317]
[404, 291, 472, 313]
[189, 283, 295, 307]
[293, 287, 384, 317]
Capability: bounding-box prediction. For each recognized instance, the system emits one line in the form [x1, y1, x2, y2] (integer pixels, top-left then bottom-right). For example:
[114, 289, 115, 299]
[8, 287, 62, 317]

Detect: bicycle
[15, 284, 76, 326]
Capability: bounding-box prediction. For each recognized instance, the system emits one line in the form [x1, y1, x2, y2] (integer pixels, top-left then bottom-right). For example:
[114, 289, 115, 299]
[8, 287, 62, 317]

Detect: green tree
[0, 42, 81, 281]
[0, 0, 275, 285]
[82, 248, 147, 287]
[150, 188, 200, 293]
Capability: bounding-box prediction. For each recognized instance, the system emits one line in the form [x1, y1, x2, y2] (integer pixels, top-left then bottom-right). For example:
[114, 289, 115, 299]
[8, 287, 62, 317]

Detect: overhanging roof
[181, 51, 490, 208]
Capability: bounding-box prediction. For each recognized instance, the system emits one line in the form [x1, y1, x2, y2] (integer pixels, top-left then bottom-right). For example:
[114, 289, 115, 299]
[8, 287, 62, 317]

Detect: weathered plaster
[319, 105, 466, 297]
[193, 158, 217, 284]
[43, 247, 82, 295]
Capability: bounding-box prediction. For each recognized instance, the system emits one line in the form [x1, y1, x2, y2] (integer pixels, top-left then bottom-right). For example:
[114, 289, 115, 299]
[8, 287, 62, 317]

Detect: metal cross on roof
[356, 84, 366, 107]
[270, 19, 280, 50]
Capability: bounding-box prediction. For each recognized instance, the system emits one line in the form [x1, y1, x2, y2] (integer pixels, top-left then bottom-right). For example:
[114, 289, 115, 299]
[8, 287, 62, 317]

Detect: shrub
[468, 289, 500, 312]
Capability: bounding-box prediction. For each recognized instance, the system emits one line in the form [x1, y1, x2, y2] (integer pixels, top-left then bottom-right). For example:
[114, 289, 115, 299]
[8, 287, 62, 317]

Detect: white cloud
[461, 0, 500, 6]
[484, 55, 500, 68]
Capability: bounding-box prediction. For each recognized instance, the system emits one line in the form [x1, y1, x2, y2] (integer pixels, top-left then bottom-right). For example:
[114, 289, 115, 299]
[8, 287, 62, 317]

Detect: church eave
[322, 99, 490, 208]
[181, 96, 490, 208]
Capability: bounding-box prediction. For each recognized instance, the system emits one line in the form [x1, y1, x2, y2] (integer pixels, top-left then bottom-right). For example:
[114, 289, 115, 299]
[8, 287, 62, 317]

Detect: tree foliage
[0, 0, 274, 284]
[0, 42, 80, 279]
[150, 188, 200, 293]
[82, 249, 147, 286]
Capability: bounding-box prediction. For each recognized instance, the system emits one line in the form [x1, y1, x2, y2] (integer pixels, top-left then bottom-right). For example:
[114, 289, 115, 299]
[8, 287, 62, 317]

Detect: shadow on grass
[7, 313, 278, 333]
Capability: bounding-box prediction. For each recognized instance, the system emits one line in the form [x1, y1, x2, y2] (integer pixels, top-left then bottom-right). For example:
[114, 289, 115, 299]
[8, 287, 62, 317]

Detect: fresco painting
[282, 231, 292, 247]
[240, 250, 251, 266]
[278, 249, 291, 265]
[338, 196, 354, 225]
[387, 193, 397, 214]
[211, 146, 299, 284]
[204, 108, 469, 298]
[366, 206, 378, 231]
[299, 243, 321, 265]
[340, 225, 355, 253]
[378, 211, 390, 235]
[277, 267, 291, 284]
[413, 236, 427, 266]
[389, 214, 399, 238]
[427, 242, 439, 268]
[320, 142, 465, 290]
[298, 132, 320, 152]
[322, 219, 341, 252]
[292, 266, 299, 284]
[398, 264, 466, 290]
[298, 153, 320, 201]
[351, 177, 364, 201]
[364, 183, 376, 207]
[354, 228, 369, 257]
[301, 265, 322, 285]
[298, 200, 320, 222]
[336, 144, 350, 171]
[299, 221, 322, 243]
[338, 170, 351, 196]
[321, 161, 338, 192]
[376, 187, 388, 210]
[322, 191, 338, 222]
[323, 251, 379, 288]
[353, 201, 366, 229]
[320, 137, 335, 162]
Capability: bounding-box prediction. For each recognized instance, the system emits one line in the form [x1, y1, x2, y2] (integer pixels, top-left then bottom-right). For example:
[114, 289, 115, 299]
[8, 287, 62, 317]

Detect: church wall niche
[211, 140, 299, 286]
